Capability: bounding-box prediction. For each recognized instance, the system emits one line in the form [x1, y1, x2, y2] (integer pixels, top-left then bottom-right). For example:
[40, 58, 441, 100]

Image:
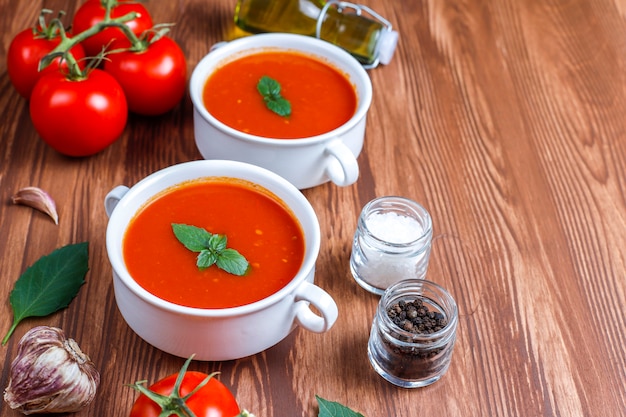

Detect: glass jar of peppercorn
[367, 279, 458, 388]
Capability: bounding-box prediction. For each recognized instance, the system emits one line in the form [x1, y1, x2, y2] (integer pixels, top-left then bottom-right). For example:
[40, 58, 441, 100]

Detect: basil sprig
[172, 224, 249, 276]
[257, 76, 291, 117]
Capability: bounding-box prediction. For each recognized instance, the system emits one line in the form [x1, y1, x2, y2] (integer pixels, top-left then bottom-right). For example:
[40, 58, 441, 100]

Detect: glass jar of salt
[350, 196, 433, 295]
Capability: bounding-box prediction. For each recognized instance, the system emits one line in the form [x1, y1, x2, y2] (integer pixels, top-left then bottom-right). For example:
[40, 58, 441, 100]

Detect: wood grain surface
[1, 0, 625, 416]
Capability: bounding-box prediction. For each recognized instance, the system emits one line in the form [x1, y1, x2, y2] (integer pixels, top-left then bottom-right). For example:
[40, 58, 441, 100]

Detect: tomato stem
[128, 356, 219, 417]
[40, 1, 145, 80]
[34, 9, 65, 39]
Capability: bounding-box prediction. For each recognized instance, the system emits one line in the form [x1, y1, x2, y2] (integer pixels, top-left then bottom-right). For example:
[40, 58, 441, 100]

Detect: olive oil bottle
[234, 0, 398, 68]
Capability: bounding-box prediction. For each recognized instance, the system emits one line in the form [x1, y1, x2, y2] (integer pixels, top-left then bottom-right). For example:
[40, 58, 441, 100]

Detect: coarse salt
[366, 212, 424, 244]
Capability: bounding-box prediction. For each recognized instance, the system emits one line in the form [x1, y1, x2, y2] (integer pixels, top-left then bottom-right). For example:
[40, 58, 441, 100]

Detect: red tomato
[72, 0, 154, 57]
[104, 36, 187, 115]
[29, 69, 128, 157]
[7, 28, 87, 99]
[130, 371, 240, 417]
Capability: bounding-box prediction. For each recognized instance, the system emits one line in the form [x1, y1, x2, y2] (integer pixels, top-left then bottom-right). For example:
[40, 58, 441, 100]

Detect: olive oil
[234, 0, 398, 68]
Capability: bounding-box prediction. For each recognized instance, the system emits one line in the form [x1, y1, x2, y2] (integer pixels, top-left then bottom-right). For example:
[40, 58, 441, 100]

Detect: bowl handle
[324, 139, 359, 187]
[294, 281, 339, 333]
[104, 186, 129, 218]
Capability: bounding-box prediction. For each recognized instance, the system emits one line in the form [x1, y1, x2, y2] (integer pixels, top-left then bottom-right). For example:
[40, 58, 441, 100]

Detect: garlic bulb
[3, 326, 100, 415]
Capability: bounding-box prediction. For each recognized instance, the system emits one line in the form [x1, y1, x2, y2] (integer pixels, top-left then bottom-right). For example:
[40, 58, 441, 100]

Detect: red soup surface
[202, 50, 358, 139]
[123, 178, 305, 309]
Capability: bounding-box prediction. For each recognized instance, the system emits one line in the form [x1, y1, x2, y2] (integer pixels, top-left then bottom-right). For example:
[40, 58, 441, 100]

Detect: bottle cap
[377, 29, 399, 65]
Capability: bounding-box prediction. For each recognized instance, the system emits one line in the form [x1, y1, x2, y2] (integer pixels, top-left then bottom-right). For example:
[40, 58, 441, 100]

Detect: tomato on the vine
[129, 369, 241, 417]
[29, 69, 128, 157]
[72, 0, 153, 57]
[7, 28, 86, 99]
[104, 36, 187, 115]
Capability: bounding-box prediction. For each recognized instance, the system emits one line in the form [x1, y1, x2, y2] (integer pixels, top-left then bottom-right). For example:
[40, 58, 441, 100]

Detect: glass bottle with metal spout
[234, 0, 399, 68]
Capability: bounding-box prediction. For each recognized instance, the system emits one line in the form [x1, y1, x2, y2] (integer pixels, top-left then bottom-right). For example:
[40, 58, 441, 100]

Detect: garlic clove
[12, 187, 59, 225]
[3, 326, 100, 415]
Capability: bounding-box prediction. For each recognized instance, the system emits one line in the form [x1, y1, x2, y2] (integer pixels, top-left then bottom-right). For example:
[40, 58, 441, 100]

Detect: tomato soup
[202, 50, 358, 139]
[123, 178, 305, 309]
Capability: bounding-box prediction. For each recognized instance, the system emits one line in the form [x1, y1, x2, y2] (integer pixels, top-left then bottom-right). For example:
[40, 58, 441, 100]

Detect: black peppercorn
[378, 297, 451, 378]
[386, 298, 448, 336]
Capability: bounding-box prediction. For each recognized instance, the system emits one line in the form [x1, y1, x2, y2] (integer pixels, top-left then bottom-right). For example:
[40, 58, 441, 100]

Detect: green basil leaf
[197, 249, 219, 270]
[216, 248, 249, 276]
[172, 223, 212, 252]
[316, 395, 365, 417]
[266, 97, 291, 117]
[257, 75, 281, 97]
[2, 242, 89, 345]
[209, 233, 228, 252]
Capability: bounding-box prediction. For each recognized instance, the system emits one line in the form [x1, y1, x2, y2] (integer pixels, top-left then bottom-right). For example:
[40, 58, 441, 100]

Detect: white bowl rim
[106, 160, 322, 318]
[189, 33, 373, 146]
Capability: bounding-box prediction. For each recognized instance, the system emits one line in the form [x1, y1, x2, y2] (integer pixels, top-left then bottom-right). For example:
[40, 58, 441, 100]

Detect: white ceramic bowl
[104, 160, 338, 361]
[190, 33, 373, 190]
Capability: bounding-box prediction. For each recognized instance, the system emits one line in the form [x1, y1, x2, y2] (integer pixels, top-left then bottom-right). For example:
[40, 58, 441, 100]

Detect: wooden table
[1, 0, 625, 416]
